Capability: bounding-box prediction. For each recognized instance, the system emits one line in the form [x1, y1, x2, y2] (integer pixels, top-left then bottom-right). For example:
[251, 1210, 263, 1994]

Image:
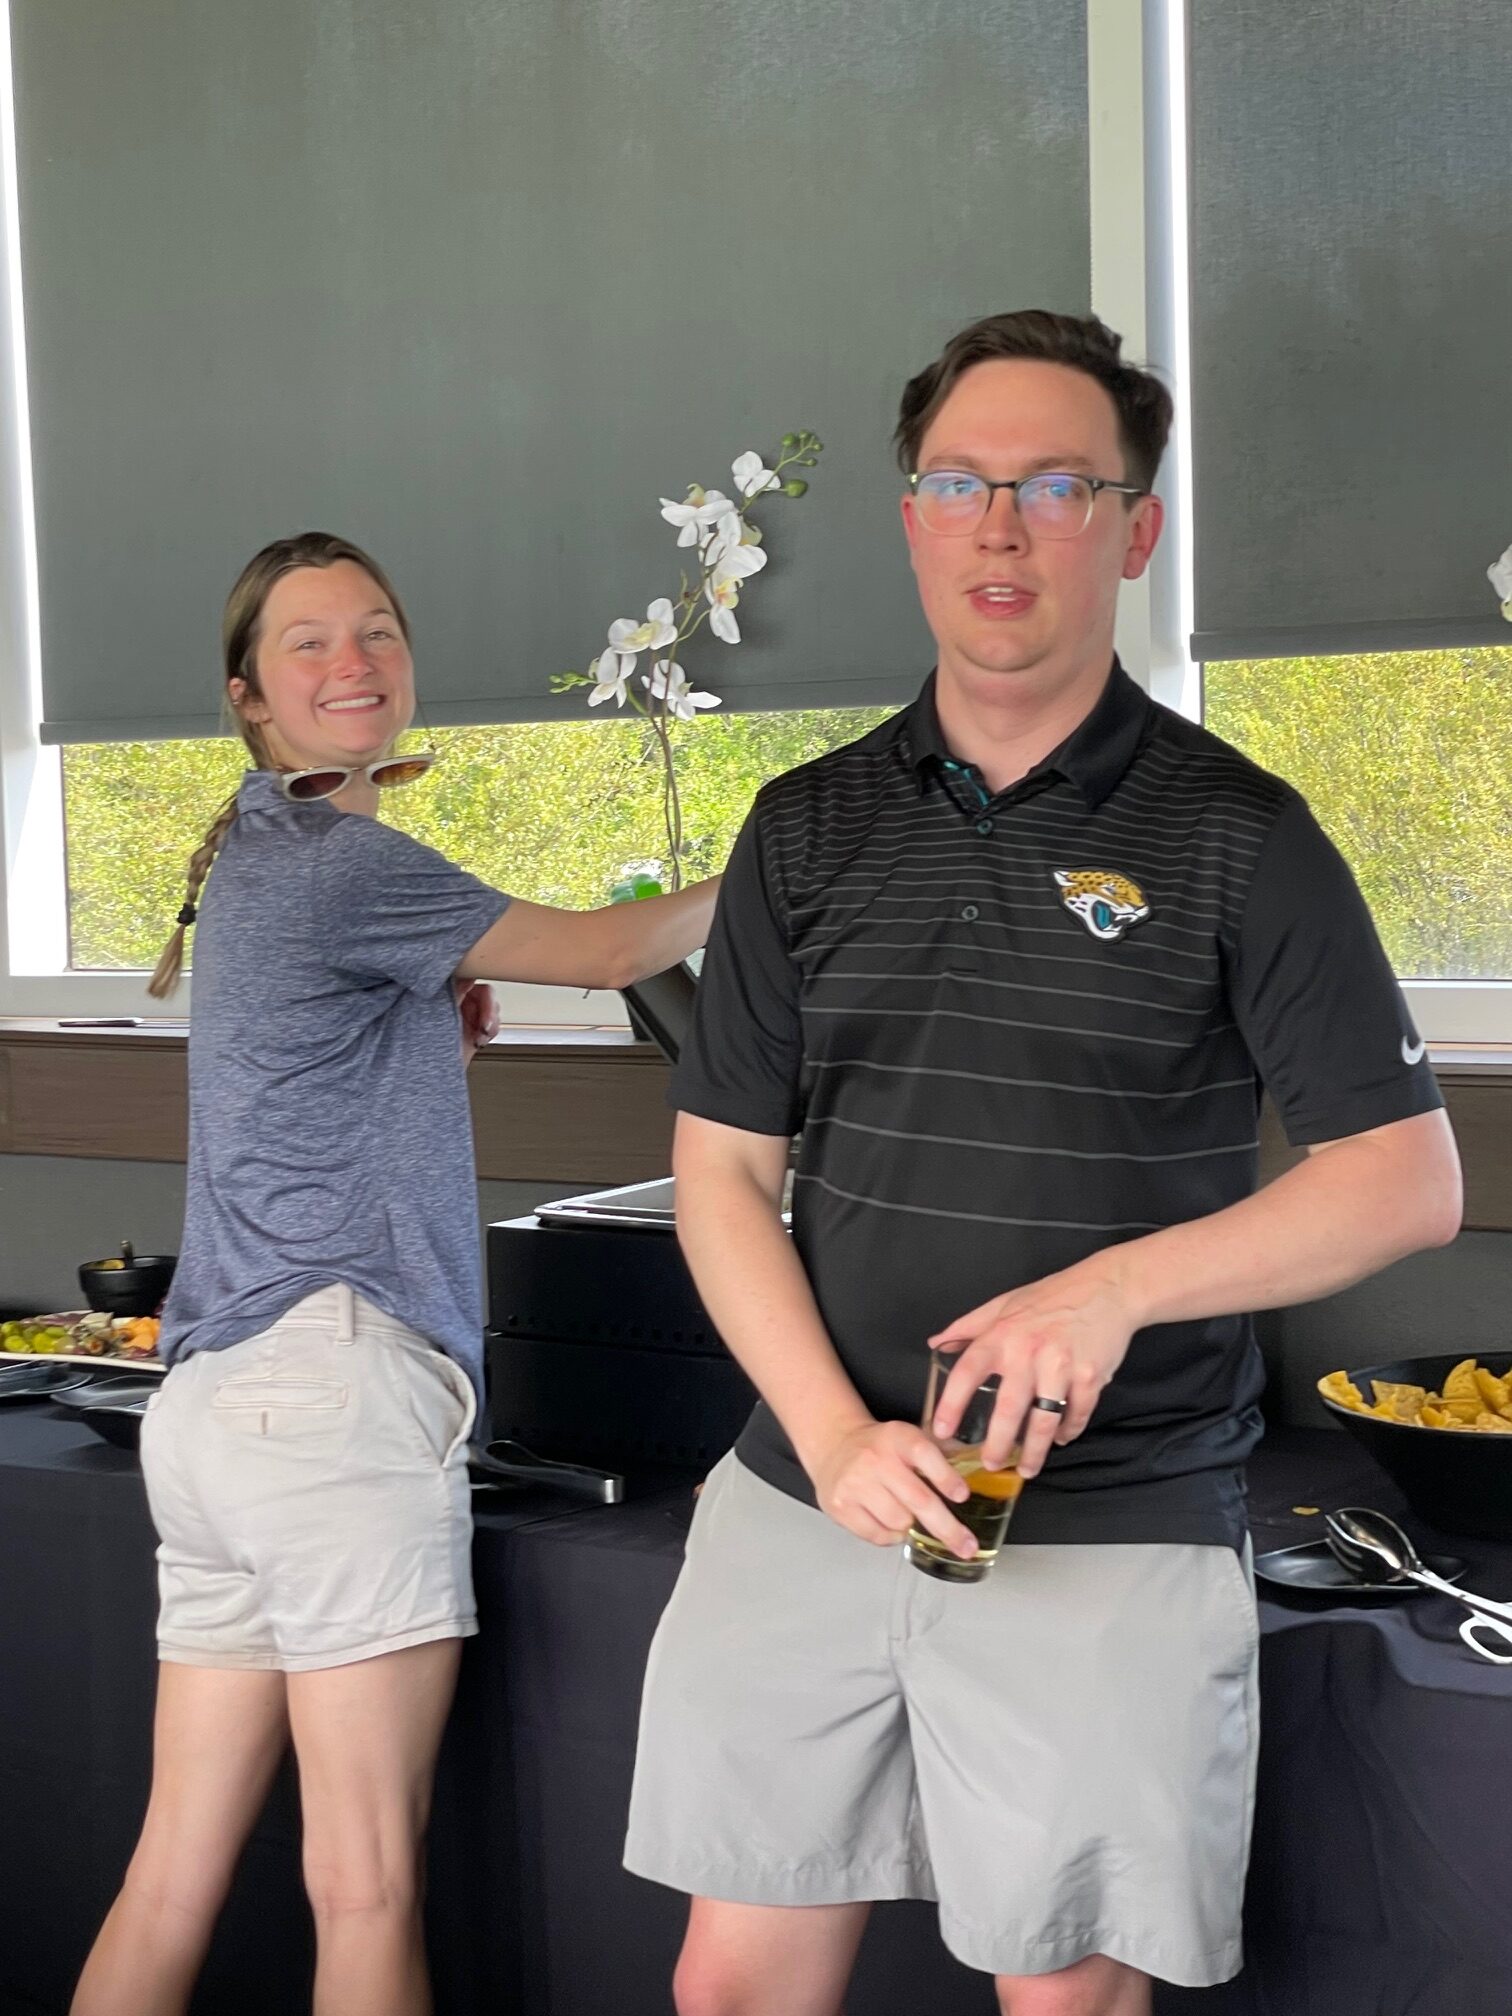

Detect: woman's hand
[455, 980, 500, 1065]
[927, 1256, 1139, 1481]
[807, 1419, 977, 1559]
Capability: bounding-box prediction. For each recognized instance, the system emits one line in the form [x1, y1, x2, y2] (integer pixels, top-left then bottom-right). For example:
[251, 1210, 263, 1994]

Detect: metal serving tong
[471, 1438, 624, 1505]
[1325, 1507, 1512, 1665]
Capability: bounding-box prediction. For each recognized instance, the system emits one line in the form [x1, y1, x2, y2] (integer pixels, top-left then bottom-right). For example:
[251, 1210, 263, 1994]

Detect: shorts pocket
[389, 1345, 475, 1468]
[433, 1355, 477, 1467]
[211, 1377, 349, 1412]
[1212, 1542, 1260, 1658]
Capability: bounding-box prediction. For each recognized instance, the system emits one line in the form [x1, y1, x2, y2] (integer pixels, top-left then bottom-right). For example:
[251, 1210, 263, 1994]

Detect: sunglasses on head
[278, 752, 437, 803]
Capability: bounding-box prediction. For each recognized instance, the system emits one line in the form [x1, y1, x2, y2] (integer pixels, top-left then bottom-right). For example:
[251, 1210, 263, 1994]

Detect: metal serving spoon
[1325, 1507, 1512, 1618]
[1325, 1507, 1512, 1663]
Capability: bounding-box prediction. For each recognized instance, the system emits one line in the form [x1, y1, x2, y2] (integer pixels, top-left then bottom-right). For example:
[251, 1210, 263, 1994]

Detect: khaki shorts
[625, 1453, 1259, 1987]
[140, 1284, 477, 1672]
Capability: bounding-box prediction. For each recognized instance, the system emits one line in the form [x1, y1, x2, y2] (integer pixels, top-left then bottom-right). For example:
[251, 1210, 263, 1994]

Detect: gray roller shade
[14, 2, 1089, 744]
[1188, 1, 1512, 663]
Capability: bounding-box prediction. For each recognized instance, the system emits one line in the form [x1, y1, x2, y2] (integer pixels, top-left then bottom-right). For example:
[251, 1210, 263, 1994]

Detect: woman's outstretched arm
[457, 878, 719, 992]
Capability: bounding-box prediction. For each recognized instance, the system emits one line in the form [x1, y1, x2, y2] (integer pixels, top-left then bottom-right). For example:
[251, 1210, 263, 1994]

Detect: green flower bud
[783, 477, 808, 498]
[781, 432, 799, 449]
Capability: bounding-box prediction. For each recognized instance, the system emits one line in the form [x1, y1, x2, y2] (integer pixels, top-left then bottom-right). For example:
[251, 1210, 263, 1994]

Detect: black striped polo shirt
[672, 660, 1443, 1547]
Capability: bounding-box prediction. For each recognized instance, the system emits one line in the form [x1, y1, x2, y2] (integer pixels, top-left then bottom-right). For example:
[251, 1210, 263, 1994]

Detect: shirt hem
[1278, 1075, 1445, 1148]
[731, 1440, 1253, 1551]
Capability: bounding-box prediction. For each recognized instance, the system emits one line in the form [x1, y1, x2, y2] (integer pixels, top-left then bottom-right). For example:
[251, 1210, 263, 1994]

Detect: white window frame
[2, 0, 1507, 1040]
[1089, 0, 1511, 1044]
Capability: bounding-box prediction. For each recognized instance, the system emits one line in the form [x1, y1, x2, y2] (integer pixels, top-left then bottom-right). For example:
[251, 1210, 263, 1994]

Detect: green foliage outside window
[1203, 647, 1512, 980]
[61, 645, 1512, 982]
[61, 708, 891, 974]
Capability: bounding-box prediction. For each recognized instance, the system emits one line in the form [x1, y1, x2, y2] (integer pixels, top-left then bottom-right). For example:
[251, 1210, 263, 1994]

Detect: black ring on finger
[1030, 1395, 1069, 1416]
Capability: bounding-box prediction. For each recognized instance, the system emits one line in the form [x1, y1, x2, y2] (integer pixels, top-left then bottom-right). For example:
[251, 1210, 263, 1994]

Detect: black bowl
[78, 1254, 175, 1318]
[1318, 1352, 1512, 1542]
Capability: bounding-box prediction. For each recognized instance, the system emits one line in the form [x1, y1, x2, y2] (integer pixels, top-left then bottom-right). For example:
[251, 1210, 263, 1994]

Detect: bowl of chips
[1317, 1355, 1512, 1541]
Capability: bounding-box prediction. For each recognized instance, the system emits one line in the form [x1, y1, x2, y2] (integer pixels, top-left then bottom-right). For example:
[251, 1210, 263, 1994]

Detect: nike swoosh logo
[1401, 1037, 1426, 1065]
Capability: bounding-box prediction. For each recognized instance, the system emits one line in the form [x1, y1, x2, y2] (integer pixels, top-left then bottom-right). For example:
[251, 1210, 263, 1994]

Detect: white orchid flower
[706, 576, 742, 644]
[732, 451, 780, 501]
[644, 659, 721, 721]
[705, 511, 769, 580]
[608, 597, 678, 658]
[660, 486, 734, 548]
[587, 650, 633, 708]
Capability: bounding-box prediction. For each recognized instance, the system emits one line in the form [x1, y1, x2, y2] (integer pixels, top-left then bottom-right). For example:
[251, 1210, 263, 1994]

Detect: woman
[71, 532, 718, 2016]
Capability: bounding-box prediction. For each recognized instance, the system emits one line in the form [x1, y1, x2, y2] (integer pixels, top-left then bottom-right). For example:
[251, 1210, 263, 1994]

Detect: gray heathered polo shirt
[157, 770, 510, 1399]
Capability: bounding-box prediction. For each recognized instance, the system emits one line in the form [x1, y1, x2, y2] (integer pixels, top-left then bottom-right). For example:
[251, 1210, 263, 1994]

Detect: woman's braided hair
[147, 532, 411, 999]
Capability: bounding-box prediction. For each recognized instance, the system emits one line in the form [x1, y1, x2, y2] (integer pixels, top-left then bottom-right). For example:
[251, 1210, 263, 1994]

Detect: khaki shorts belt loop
[334, 1281, 356, 1346]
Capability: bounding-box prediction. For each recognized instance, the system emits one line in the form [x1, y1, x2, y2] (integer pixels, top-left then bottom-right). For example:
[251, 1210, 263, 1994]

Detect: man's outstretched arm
[931, 1107, 1462, 1476]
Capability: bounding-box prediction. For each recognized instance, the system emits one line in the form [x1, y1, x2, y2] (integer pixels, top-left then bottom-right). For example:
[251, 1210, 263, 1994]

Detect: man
[623, 310, 1462, 2016]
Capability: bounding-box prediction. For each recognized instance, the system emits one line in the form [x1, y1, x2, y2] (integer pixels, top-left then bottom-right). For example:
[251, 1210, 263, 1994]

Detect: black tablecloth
[1, 1409, 1509, 2016]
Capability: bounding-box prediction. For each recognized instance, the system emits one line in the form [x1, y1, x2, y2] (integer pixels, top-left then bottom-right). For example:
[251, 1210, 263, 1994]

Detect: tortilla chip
[1438, 1399, 1483, 1423]
[1371, 1381, 1427, 1420]
[1323, 1359, 1512, 1433]
[1319, 1371, 1367, 1412]
[1441, 1358, 1481, 1406]
[1474, 1368, 1511, 1412]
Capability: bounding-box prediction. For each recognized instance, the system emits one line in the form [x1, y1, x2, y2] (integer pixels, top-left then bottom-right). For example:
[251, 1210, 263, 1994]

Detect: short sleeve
[310, 817, 510, 997]
[1229, 796, 1443, 1146]
[669, 803, 804, 1137]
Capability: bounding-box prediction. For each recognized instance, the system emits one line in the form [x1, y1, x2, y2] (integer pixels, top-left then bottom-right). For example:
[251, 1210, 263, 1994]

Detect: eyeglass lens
[371, 758, 432, 788]
[916, 471, 1093, 538]
[285, 770, 350, 801]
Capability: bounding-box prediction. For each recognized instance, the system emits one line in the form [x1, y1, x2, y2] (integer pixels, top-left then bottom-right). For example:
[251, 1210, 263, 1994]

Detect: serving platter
[0, 1311, 165, 1373]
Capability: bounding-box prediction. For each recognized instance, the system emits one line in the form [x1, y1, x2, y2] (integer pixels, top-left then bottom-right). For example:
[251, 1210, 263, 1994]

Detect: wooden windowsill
[0, 1017, 643, 1049]
[0, 1019, 675, 1184]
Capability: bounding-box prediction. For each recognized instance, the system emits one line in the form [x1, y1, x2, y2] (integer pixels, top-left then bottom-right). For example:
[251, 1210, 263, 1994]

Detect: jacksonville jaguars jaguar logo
[1053, 869, 1151, 943]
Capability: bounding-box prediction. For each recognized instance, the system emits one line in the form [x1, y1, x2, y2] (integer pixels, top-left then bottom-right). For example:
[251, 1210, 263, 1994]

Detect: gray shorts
[141, 1284, 477, 1672]
[625, 1453, 1259, 1987]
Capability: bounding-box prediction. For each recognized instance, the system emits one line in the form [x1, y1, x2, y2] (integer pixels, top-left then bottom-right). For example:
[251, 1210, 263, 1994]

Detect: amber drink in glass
[904, 1353, 1023, 1585]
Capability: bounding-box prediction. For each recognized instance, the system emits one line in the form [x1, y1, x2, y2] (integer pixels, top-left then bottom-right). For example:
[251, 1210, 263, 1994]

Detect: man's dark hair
[894, 309, 1174, 493]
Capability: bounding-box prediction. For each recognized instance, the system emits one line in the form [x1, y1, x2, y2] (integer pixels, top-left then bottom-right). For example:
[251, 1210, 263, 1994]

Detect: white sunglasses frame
[278, 751, 438, 802]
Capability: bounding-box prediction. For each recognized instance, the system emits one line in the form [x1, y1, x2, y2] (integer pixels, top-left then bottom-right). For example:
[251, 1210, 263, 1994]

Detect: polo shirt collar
[903, 657, 1152, 809]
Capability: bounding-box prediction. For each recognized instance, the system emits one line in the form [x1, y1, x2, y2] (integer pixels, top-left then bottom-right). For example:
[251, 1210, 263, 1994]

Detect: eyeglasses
[909, 469, 1146, 539]
[279, 752, 437, 803]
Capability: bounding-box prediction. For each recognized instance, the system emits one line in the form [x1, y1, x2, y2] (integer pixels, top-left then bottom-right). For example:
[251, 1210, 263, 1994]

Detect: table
[1, 1411, 1508, 2016]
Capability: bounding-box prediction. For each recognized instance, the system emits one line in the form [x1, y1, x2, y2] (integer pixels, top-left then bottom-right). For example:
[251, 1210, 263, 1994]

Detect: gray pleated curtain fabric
[13, 1, 1089, 743]
[1188, 1, 1512, 663]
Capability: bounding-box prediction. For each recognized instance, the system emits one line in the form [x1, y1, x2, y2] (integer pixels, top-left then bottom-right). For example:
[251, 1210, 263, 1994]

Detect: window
[1203, 648, 1512, 983]
[60, 708, 893, 974]
[5, 1, 1510, 1044]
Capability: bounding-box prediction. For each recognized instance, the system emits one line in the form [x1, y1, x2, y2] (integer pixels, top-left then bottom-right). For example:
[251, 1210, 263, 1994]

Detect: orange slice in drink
[960, 1466, 1023, 1501]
